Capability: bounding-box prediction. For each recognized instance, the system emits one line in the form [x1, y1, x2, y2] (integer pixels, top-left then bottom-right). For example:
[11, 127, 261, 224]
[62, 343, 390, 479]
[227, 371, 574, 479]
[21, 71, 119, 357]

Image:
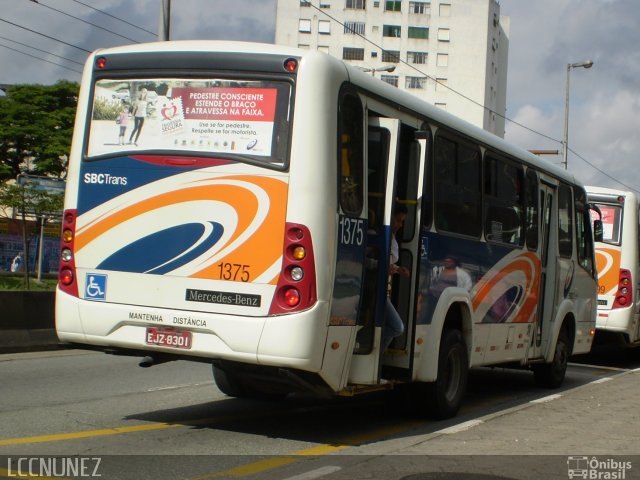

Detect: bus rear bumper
[55, 289, 330, 372]
[596, 308, 637, 340]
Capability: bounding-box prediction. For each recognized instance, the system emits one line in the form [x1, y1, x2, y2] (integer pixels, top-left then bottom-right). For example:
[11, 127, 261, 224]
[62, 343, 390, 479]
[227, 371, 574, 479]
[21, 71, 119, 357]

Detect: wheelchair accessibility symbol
[85, 274, 107, 301]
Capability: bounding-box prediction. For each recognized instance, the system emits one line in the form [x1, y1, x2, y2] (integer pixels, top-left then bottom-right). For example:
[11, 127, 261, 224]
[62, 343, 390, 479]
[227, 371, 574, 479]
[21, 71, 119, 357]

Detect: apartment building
[275, 0, 509, 137]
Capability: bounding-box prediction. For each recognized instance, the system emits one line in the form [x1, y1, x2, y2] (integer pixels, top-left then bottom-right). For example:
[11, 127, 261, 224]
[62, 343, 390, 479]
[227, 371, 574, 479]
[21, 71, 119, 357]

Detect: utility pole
[158, 0, 170, 41]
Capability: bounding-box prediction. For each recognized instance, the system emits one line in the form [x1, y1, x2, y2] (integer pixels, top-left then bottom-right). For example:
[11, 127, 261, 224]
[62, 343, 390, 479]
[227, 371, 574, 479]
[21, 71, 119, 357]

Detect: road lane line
[530, 393, 562, 404]
[0, 423, 180, 446]
[435, 419, 483, 434]
[192, 420, 421, 479]
[568, 362, 629, 372]
[591, 377, 613, 384]
[282, 466, 342, 480]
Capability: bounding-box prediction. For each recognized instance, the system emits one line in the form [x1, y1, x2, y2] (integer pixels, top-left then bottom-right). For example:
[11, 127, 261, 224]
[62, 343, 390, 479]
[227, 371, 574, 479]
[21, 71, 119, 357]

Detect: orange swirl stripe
[74, 175, 288, 283]
[192, 175, 288, 283]
[472, 252, 541, 323]
[595, 247, 621, 295]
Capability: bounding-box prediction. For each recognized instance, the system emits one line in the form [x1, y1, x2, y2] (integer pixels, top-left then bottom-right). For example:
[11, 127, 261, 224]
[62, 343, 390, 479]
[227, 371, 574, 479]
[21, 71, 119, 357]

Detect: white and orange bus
[586, 186, 640, 344]
[56, 41, 599, 419]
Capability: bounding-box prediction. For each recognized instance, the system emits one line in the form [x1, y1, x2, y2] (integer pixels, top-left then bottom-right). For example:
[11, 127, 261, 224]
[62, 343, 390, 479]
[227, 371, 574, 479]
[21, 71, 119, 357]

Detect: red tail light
[58, 209, 79, 297]
[612, 269, 632, 309]
[269, 223, 317, 315]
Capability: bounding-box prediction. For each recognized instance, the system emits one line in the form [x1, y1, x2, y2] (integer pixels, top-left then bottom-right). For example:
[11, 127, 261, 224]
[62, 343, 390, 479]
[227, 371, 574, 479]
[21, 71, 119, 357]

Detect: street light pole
[158, 0, 170, 41]
[562, 60, 593, 170]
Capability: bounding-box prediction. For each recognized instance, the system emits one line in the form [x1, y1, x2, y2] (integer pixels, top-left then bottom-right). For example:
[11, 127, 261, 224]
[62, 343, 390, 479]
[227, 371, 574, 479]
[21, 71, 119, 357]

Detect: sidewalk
[404, 367, 640, 455]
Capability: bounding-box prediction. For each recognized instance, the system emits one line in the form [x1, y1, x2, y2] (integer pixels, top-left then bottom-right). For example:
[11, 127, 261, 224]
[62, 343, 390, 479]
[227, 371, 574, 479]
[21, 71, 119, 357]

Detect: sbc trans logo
[567, 456, 632, 479]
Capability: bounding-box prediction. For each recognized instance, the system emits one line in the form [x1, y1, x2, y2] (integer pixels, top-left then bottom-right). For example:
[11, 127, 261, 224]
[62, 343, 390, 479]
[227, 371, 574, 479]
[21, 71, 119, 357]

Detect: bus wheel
[533, 328, 569, 388]
[212, 365, 289, 400]
[426, 328, 469, 419]
[212, 365, 246, 397]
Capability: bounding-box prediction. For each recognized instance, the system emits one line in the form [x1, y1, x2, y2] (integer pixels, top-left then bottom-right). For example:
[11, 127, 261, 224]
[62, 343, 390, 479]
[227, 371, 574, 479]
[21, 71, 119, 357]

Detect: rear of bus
[586, 186, 640, 343]
[55, 42, 343, 387]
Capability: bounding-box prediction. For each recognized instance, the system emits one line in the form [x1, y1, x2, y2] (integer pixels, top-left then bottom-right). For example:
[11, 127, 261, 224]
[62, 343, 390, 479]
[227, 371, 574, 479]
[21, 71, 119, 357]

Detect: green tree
[0, 81, 79, 180]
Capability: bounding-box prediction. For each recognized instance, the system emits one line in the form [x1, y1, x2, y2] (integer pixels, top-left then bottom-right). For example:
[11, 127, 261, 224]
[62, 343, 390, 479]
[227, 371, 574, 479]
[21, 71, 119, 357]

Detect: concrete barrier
[0, 291, 62, 353]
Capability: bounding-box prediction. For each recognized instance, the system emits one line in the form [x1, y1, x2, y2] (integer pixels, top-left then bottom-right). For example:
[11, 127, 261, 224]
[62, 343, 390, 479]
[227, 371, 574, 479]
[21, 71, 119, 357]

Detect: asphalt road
[0, 343, 637, 480]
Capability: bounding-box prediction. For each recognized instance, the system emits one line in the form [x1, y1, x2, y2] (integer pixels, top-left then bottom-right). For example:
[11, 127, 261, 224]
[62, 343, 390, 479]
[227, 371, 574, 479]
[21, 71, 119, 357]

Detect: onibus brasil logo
[567, 456, 632, 479]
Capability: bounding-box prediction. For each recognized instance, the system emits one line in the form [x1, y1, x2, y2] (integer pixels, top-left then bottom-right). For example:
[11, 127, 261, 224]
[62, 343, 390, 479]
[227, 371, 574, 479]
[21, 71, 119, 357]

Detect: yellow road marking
[193, 420, 421, 479]
[0, 423, 179, 446]
[0, 411, 421, 480]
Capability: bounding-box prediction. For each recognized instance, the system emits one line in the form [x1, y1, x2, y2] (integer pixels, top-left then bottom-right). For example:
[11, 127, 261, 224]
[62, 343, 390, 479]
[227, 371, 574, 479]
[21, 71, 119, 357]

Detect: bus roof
[89, 40, 580, 188]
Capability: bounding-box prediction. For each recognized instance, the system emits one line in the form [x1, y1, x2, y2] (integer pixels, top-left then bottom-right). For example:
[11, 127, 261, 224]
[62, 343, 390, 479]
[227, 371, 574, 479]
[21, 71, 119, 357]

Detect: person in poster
[129, 89, 148, 146]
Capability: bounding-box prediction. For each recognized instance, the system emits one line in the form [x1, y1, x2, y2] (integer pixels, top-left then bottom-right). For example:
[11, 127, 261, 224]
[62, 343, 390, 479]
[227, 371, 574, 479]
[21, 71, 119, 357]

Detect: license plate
[145, 328, 192, 349]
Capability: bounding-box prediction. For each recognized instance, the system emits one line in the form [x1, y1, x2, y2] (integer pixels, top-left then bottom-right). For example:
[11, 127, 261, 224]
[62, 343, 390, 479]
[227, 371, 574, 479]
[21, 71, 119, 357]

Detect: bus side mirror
[593, 219, 603, 242]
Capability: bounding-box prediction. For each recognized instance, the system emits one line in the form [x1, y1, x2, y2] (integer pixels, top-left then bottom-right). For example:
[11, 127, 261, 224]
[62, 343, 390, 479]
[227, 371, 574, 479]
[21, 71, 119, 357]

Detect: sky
[1, 0, 638, 192]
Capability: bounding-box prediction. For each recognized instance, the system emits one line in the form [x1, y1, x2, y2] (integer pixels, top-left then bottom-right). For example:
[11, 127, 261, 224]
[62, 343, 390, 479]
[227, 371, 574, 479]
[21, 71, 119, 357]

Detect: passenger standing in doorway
[382, 205, 411, 351]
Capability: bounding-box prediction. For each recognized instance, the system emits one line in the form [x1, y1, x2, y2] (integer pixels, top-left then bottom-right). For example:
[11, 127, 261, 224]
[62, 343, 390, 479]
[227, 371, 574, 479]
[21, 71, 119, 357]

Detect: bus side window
[434, 133, 481, 237]
[524, 169, 539, 250]
[484, 154, 524, 246]
[558, 184, 574, 257]
[338, 91, 364, 216]
[575, 187, 595, 277]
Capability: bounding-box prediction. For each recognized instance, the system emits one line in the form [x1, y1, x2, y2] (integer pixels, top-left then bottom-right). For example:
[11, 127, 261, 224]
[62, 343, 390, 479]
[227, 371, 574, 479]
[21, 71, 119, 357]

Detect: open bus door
[348, 116, 422, 385]
[348, 117, 400, 384]
[532, 181, 557, 355]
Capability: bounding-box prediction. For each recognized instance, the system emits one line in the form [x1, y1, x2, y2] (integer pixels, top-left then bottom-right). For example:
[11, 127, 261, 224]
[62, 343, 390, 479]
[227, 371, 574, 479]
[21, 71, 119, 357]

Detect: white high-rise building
[275, 0, 509, 137]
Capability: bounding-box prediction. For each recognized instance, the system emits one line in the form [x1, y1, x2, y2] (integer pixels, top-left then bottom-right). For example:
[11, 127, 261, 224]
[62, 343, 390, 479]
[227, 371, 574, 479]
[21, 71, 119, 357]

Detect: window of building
[371, 51, 378, 58]
[437, 28, 450, 42]
[409, 1, 429, 14]
[298, 44, 310, 49]
[408, 26, 428, 39]
[319, 20, 331, 34]
[299, 19, 311, 33]
[320, 2, 331, 7]
[385, 0, 402, 11]
[436, 53, 448, 67]
[381, 50, 400, 62]
[381, 75, 398, 87]
[343, 47, 365, 60]
[300, 0, 310, 6]
[372, 25, 379, 32]
[338, 91, 364, 215]
[439, 3, 451, 16]
[346, 0, 365, 9]
[409, 2, 431, 15]
[318, 45, 330, 53]
[407, 51, 428, 64]
[374, 0, 380, 6]
[484, 154, 525, 245]
[383, 25, 402, 37]
[405, 76, 426, 89]
[436, 78, 447, 91]
[434, 133, 482, 237]
[344, 21, 366, 35]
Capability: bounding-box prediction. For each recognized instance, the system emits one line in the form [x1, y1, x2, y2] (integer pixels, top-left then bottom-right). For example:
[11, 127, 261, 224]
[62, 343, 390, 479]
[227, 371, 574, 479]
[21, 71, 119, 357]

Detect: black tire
[212, 365, 289, 400]
[212, 365, 246, 397]
[533, 328, 569, 388]
[426, 328, 469, 420]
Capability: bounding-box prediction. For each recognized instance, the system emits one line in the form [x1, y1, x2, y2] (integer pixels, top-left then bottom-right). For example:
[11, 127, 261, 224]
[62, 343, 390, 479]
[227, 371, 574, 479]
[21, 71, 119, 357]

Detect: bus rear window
[87, 78, 292, 165]
[594, 203, 622, 244]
